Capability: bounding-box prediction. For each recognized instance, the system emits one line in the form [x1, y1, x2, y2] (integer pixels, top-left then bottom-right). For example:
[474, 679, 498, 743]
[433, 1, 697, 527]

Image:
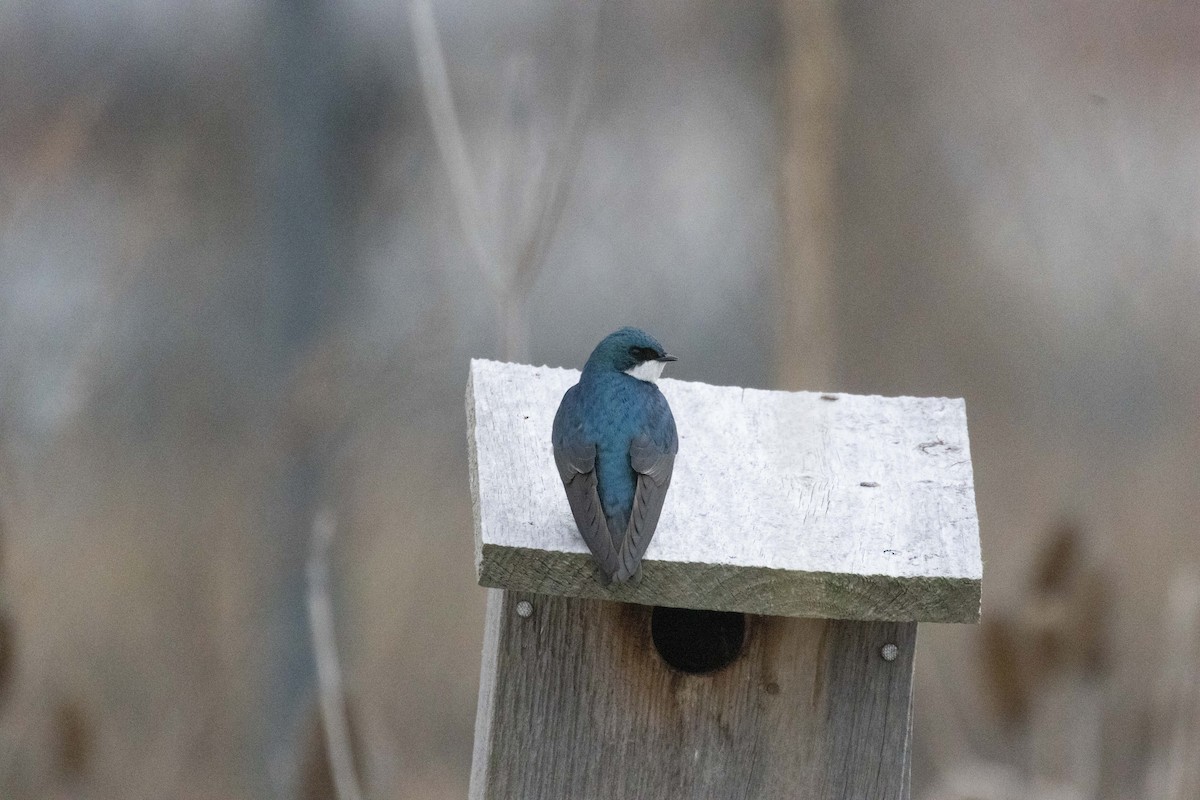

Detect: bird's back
[552, 328, 679, 584]
[580, 372, 675, 536]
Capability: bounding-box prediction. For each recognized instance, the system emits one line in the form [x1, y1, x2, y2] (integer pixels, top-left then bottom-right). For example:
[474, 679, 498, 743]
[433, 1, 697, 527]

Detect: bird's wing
[612, 434, 676, 583]
[553, 441, 621, 583]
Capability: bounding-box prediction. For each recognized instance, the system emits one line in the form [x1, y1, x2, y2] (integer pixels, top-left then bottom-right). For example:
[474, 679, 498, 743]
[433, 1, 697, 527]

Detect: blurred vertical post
[257, 0, 348, 792]
[775, 0, 845, 391]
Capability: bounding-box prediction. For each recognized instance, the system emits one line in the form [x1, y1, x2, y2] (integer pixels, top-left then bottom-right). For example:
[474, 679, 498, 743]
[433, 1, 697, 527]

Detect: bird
[551, 327, 679, 585]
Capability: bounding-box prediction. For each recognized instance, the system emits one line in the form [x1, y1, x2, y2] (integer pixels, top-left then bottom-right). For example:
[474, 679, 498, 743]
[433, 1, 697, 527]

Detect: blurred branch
[507, 1, 597, 296]
[410, 0, 597, 360]
[502, 1, 597, 360]
[408, 0, 499, 293]
[306, 509, 366, 800]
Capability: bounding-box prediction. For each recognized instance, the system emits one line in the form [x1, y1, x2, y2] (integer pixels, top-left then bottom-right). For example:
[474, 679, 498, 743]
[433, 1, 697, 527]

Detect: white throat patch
[624, 359, 665, 384]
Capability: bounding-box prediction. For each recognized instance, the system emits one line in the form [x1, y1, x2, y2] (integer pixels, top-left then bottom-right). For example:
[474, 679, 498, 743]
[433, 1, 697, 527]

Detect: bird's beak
[657, 354, 678, 362]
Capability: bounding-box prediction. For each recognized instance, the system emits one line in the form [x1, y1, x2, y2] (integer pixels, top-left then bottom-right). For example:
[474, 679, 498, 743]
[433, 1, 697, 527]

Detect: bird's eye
[629, 346, 656, 361]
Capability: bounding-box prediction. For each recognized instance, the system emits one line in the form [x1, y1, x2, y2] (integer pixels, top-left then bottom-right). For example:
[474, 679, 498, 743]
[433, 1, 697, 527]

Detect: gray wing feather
[612, 436, 676, 583]
[553, 442, 621, 583]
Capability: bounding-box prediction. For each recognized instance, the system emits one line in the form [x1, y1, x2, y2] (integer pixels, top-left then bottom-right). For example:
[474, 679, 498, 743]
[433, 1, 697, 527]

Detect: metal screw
[880, 643, 899, 662]
[516, 600, 533, 618]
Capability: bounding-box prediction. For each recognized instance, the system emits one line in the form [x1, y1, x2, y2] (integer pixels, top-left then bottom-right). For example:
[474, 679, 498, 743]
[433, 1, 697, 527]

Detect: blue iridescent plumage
[552, 328, 679, 584]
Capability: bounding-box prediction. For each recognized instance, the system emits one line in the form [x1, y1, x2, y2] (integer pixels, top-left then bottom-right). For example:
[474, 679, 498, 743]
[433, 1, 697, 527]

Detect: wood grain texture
[467, 358, 981, 622]
[469, 591, 915, 800]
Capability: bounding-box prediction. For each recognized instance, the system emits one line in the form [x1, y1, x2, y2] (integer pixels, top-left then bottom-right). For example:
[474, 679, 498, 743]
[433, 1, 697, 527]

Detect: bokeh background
[1, 1, 1199, 798]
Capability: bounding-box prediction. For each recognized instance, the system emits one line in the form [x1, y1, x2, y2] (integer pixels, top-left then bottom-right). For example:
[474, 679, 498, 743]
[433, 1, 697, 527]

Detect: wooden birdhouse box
[466, 359, 982, 799]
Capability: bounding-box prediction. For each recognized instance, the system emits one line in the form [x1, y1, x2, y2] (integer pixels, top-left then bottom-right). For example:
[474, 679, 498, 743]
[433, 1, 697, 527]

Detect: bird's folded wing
[613, 436, 676, 582]
[553, 442, 620, 582]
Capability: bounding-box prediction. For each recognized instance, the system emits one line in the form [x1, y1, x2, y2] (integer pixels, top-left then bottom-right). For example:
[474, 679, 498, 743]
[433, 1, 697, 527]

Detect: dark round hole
[651, 606, 746, 674]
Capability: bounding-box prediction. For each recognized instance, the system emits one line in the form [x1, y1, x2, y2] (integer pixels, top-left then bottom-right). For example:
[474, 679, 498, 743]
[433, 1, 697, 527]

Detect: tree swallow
[551, 327, 679, 584]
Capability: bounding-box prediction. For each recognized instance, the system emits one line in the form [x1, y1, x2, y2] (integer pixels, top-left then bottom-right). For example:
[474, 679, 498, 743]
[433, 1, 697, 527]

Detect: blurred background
[1, 0, 1198, 798]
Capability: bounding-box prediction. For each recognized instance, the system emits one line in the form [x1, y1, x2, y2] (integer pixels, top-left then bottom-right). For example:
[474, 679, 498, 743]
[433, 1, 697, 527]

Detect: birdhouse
[465, 359, 982, 799]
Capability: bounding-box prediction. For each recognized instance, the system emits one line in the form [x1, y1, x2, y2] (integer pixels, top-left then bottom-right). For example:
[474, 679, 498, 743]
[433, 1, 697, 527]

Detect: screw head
[516, 600, 533, 618]
[880, 643, 899, 662]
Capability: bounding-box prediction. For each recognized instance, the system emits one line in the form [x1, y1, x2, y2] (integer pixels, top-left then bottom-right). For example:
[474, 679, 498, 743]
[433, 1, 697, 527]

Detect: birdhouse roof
[467, 358, 982, 623]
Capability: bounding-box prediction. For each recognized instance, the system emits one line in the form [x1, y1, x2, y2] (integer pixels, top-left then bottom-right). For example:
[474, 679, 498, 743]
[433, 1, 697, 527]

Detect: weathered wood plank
[469, 591, 915, 800]
[467, 359, 982, 623]
[468, 588, 504, 797]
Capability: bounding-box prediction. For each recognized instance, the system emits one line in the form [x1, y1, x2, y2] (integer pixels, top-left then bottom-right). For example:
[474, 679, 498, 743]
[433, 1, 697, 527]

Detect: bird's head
[583, 327, 677, 383]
